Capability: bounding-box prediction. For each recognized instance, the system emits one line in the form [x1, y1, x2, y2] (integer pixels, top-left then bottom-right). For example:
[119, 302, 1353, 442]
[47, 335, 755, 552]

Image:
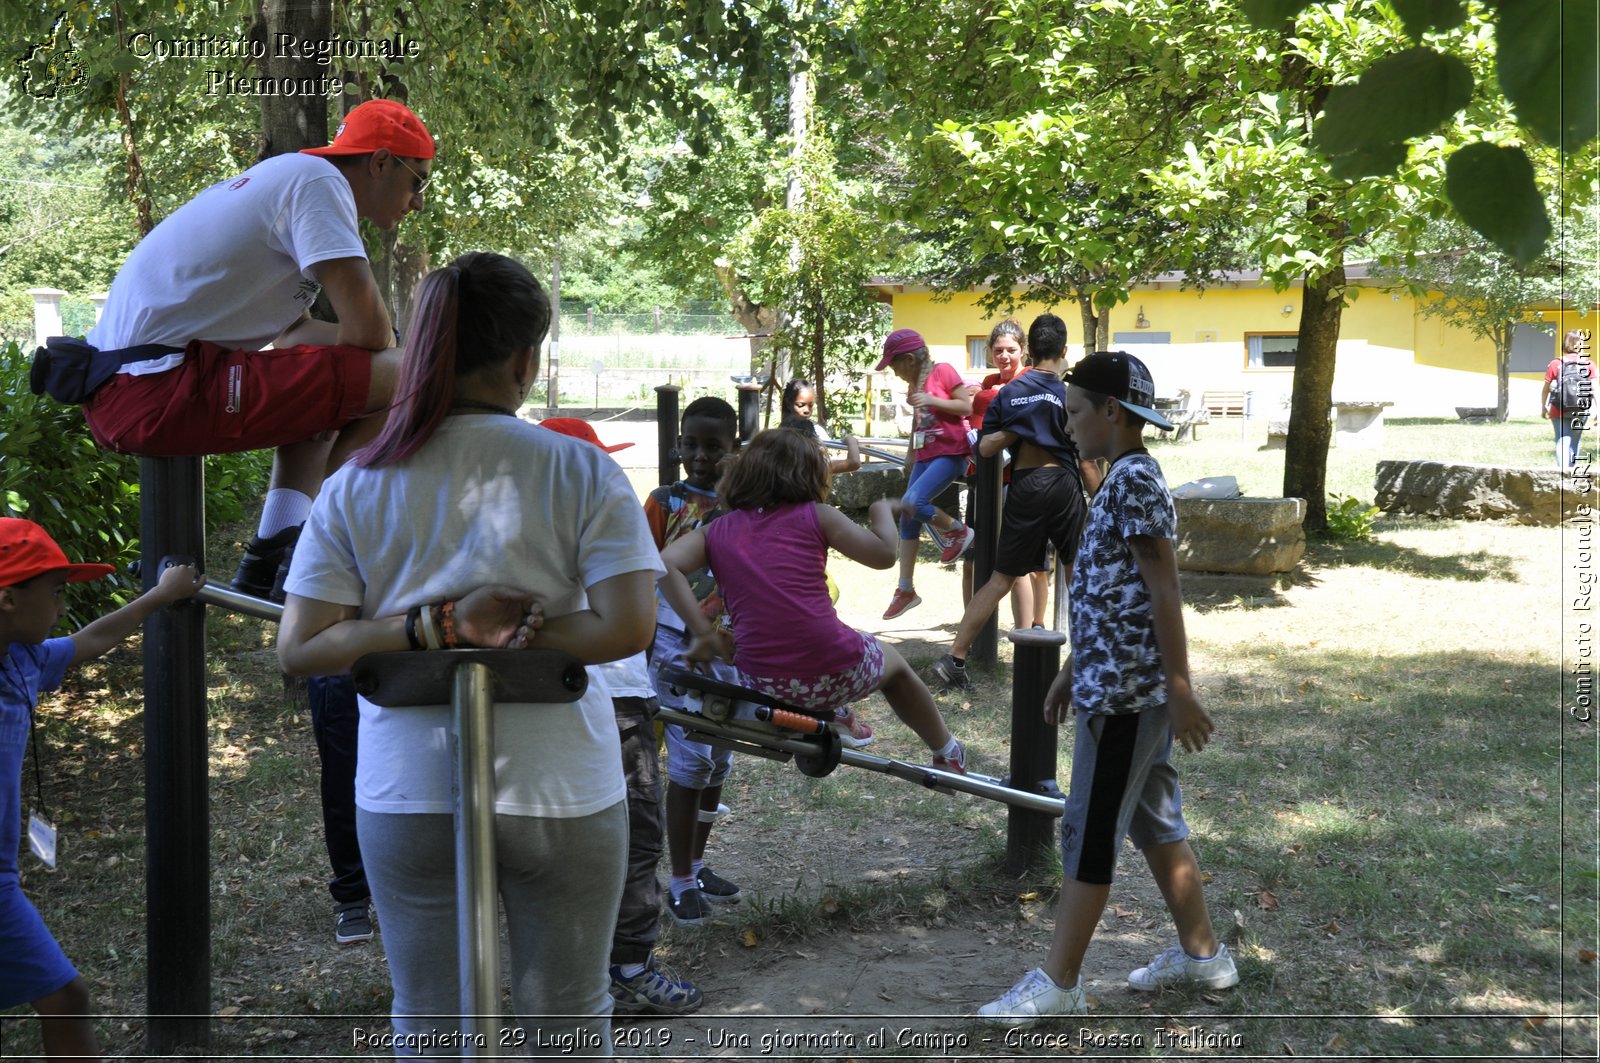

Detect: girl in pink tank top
[658, 428, 969, 775]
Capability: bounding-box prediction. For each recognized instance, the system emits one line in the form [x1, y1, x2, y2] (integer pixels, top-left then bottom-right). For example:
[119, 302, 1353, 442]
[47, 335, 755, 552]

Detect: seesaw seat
[657, 663, 845, 777]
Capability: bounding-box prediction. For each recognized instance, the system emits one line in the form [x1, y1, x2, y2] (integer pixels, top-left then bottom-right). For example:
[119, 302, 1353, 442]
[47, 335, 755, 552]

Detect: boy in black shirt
[931, 314, 1101, 688]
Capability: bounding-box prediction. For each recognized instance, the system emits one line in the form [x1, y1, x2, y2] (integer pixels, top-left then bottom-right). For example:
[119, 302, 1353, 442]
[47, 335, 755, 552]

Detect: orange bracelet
[440, 600, 458, 648]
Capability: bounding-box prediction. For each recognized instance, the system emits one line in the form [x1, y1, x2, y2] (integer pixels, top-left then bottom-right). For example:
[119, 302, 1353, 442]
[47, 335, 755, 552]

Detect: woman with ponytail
[276, 252, 661, 1048]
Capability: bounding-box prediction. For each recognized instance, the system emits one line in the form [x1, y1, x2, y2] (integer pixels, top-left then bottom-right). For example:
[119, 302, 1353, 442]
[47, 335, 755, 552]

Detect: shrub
[1324, 492, 1382, 541]
[0, 342, 270, 624]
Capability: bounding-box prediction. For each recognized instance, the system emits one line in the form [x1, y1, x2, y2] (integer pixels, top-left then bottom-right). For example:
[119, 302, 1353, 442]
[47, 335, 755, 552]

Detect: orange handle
[754, 706, 827, 734]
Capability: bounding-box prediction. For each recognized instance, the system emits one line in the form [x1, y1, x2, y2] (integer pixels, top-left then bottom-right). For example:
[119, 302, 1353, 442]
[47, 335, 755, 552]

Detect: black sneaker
[334, 900, 373, 945]
[930, 653, 970, 690]
[696, 865, 743, 905]
[232, 525, 301, 601]
[666, 887, 713, 926]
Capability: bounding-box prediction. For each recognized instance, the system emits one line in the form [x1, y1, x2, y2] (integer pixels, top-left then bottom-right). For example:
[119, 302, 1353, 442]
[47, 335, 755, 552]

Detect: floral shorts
[743, 633, 885, 713]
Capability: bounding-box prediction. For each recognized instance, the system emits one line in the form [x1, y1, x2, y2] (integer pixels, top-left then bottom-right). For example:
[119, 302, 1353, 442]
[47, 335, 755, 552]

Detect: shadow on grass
[1305, 533, 1511, 582]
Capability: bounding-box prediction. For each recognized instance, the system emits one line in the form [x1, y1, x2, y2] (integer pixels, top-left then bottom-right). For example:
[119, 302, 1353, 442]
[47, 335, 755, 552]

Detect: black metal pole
[655, 384, 681, 488]
[969, 449, 1004, 669]
[736, 381, 761, 443]
[140, 456, 210, 1053]
[1004, 626, 1065, 876]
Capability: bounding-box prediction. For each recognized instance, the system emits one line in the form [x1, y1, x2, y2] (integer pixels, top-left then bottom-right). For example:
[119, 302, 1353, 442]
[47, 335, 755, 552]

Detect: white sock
[257, 489, 312, 539]
[938, 737, 962, 759]
[617, 961, 647, 979]
[669, 874, 697, 900]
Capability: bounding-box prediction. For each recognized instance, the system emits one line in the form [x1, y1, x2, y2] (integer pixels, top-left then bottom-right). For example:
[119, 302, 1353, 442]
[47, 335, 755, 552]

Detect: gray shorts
[1059, 705, 1190, 885]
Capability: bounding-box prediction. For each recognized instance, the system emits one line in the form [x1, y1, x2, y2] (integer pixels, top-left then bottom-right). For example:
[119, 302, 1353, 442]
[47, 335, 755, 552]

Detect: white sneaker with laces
[976, 967, 1085, 1027]
[1127, 941, 1240, 990]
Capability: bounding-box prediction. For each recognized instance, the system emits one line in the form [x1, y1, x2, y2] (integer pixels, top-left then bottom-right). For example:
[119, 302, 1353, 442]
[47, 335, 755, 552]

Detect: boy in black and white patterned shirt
[977, 352, 1237, 1027]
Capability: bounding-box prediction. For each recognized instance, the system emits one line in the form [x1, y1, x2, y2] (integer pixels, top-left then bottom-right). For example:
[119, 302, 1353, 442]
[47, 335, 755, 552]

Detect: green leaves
[1241, 0, 1310, 28]
[1445, 142, 1551, 266]
[1390, 0, 1467, 39]
[1313, 48, 1473, 157]
[1496, 0, 1599, 153]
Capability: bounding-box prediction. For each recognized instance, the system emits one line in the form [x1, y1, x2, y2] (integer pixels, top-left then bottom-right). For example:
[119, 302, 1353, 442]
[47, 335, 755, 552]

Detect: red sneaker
[882, 588, 922, 620]
[831, 708, 876, 748]
[932, 740, 968, 775]
[939, 523, 977, 564]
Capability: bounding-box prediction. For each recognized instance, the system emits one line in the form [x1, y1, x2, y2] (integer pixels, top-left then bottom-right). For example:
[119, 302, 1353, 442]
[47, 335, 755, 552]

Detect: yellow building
[867, 266, 1590, 420]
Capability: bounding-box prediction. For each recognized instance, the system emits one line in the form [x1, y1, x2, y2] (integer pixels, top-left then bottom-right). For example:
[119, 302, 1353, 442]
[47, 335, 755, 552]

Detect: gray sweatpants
[358, 802, 628, 1057]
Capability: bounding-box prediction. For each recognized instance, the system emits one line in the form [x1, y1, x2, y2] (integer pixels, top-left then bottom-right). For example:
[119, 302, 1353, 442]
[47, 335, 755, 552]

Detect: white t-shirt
[89, 153, 366, 371]
[592, 652, 655, 700]
[286, 415, 665, 818]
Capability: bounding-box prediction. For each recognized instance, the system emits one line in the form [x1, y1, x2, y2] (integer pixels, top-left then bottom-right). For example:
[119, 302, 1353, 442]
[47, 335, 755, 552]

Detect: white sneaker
[1128, 942, 1240, 991]
[976, 967, 1085, 1027]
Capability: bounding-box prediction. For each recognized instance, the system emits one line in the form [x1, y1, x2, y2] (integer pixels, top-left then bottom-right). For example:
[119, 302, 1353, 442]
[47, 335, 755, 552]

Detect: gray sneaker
[334, 900, 373, 945]
[930, 654, 969, 690]
[977, 967, 1085, 1027]
[1128, 942, 1239, 991]
[609, 956, 704, 1015]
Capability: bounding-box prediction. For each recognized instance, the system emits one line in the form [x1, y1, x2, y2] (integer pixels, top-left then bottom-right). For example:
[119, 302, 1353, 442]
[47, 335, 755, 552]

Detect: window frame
[1244, 331, 1299, 371]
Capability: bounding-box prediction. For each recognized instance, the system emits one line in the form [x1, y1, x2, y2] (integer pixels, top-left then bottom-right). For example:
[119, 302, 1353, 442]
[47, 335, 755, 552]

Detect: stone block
[1374, 460, 1596, 525]
[1174, 497, 1307, 575]
[1266, 420, 1290, 449]
[829, 462, 906, 513]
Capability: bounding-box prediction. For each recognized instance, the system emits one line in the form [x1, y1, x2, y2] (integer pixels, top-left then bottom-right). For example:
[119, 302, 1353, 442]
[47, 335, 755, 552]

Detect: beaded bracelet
[440, 599, 459, 649]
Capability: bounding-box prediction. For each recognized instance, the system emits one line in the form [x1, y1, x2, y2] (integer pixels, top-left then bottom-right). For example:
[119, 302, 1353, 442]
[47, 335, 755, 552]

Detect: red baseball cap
[301, 99, 435, 160]
[538, 417, 634, 453]
[0, 518, 114, 586]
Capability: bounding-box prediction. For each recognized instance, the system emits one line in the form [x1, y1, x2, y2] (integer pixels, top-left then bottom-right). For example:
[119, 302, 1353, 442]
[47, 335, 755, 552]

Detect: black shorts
[994, 465, 1086, 577]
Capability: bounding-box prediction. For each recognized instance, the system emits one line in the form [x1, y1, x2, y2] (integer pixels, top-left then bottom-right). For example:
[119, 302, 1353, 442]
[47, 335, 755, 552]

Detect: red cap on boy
[0, 518, 114, 585]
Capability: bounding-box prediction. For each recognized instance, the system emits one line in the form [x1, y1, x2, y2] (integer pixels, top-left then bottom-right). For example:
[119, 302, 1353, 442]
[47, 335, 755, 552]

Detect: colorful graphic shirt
[645, 480, 727, 628]
[1068, 452, 1175, 715]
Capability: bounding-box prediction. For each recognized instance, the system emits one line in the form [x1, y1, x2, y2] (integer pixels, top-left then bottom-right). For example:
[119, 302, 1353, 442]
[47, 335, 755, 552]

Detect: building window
[1510, 322, 1557, 372]
[1246, 333, 1298, 368]
[967, 336, 990, 369]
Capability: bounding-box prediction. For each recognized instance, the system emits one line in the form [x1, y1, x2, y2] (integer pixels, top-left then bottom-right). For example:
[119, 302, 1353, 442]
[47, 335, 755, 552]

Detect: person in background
[876, 329, 975, 621]
[961, 319, 1051, 628]
[1542, 328, 1595, 475]
[781, 378, 861, 474]
[537, 416, 703, 1016]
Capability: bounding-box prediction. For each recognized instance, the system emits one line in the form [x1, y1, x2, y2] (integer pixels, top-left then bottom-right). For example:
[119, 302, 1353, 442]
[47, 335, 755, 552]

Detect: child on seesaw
[0, 518, 204, 1059]
[658, 427, 969, 775]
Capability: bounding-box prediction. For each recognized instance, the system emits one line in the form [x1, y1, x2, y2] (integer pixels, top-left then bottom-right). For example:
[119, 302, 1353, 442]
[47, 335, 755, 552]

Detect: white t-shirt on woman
[287, 415, 664, 818]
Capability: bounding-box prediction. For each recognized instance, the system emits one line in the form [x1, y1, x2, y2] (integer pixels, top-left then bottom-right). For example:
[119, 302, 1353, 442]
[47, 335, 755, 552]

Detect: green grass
[1149, 415, 1562, 504]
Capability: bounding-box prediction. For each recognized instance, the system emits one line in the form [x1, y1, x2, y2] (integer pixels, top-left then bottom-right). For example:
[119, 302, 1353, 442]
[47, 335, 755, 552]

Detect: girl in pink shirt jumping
[658, 428, 968, 775]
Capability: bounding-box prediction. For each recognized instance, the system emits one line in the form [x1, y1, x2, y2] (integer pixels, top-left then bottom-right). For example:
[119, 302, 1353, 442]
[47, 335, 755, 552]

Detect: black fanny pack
[30, 337, 183, 405]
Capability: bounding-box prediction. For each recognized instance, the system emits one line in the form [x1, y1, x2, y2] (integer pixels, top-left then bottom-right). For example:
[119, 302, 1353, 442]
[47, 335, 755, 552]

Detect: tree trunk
[1495, 323, 1512, 422]
[1283, 264, 1344, 532]
[256, 0, 330, 158]
[1077, 298, 1101, 359]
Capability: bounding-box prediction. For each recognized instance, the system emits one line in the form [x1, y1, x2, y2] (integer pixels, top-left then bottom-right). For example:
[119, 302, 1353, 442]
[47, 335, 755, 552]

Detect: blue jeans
[1553, 413, 1587, 473]
[898, 453, 967, 540]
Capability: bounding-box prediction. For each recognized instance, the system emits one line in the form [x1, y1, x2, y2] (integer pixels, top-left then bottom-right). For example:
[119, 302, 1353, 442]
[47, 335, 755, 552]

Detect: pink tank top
[703, 502, 864, 679]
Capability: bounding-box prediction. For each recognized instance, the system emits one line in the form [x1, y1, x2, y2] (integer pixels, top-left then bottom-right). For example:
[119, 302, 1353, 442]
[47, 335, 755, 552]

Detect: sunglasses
[394, 155, 432, 195]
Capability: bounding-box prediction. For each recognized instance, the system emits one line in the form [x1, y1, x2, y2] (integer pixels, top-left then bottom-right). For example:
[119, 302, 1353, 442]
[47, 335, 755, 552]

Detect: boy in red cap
[40, 98, 436, 601]
[0, 519, 203, 1057]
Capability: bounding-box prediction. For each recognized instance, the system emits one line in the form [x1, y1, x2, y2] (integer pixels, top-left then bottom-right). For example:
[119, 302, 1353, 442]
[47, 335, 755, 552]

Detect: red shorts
[83, 341, 373, 456]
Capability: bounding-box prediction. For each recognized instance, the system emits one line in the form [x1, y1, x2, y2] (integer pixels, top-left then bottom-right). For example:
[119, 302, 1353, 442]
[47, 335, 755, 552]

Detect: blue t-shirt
[981, 368, 1081, 467]
[1068, 453, 1176, 715]
[2, 638, 73, 877]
